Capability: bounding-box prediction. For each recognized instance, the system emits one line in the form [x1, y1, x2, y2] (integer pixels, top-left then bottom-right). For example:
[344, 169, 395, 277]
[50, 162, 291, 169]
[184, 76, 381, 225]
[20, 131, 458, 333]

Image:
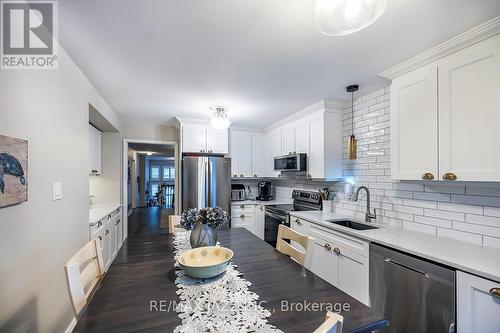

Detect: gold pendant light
[347, 85, 359, 160]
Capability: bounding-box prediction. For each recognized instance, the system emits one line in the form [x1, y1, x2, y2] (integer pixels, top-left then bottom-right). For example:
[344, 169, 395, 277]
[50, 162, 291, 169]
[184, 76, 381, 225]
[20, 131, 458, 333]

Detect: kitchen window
[151, 166, 160, 179]
[163, 166, 175, 179]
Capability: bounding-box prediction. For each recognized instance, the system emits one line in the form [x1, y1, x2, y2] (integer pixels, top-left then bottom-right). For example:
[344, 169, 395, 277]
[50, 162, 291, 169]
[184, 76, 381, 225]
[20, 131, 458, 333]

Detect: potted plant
[181, 207, 228, 248]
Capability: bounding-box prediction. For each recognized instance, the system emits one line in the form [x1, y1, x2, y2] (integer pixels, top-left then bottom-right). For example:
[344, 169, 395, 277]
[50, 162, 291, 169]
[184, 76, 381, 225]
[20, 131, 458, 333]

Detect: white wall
[0, 47, 119, 332]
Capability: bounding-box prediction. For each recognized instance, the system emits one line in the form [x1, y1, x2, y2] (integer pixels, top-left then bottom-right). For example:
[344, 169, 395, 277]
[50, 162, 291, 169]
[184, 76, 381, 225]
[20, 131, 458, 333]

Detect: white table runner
[173, 231, 283, 333]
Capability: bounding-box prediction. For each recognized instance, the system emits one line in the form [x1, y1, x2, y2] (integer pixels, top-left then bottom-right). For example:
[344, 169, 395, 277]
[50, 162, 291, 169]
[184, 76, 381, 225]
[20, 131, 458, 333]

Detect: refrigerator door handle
[206, 157, 211, 207]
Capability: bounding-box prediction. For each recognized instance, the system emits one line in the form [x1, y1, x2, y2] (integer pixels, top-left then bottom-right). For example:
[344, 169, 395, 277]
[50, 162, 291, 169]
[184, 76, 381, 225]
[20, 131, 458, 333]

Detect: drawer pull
[324, 243, 332, 251]
[116, 219, 121, 225]
[295, 218, 302, 225]
[97, 221, 102, 227]
[240, 204, 245, 208]
[98, 236, 102, 241]
[240, 214, 245, 219]
[333, 247, 341, 255]
[105, 230, 110, 235]
[490, 288, 500, 298]
[442, 172, 457, 181]
[421, 172, 434, 180]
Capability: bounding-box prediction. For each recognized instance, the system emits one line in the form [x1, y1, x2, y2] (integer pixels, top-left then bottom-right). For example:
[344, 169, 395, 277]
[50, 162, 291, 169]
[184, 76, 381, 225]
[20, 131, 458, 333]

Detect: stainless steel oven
[274, 153, 307, 172]
[264, 207, 290, 247]
[263, 190, 322, 247]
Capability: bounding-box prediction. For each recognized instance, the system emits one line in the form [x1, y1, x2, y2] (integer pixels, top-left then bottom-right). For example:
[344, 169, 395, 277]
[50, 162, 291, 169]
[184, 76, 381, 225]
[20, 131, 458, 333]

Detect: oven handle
[265, 211, 287, 223]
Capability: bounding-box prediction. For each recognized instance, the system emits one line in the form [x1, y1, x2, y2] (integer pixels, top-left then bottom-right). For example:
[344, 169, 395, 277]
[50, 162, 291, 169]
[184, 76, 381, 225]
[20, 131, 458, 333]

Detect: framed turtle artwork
[0, 135, 28, 208]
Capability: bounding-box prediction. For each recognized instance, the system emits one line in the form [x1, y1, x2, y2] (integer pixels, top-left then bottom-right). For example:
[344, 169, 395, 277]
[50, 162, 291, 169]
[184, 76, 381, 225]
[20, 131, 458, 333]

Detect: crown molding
[230, 126, 265, 133]
[379, 16, 500, 80]
[265, 99, 347, 132]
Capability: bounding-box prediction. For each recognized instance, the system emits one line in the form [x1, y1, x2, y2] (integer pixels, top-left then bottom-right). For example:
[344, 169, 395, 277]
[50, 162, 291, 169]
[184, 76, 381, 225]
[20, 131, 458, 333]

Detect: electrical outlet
[52, 182, 63, 201]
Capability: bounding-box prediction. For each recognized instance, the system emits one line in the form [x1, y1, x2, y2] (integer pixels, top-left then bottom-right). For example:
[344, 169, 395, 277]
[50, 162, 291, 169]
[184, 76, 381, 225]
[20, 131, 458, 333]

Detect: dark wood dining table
[73, 228, 388, 333]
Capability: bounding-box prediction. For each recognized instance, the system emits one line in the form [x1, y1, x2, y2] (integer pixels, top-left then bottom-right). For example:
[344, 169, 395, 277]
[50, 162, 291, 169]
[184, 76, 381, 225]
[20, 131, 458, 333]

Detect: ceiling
[59, 0, 500, 129]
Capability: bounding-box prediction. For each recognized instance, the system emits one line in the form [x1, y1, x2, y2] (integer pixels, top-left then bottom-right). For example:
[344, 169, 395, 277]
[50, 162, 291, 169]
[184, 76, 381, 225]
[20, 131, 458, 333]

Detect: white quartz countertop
[231, 200, 291, 206]
[290, 210, 500, 283]
[89, 204, 122, 225]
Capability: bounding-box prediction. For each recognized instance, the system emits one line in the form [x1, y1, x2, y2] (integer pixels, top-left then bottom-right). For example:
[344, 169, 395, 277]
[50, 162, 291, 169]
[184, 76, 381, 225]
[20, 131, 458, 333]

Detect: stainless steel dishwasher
[370, 243, 455, 333]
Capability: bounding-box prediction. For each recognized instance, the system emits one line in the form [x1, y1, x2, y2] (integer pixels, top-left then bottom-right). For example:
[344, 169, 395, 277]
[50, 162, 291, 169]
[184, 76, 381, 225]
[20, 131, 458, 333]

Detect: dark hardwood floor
[127, 207, 172, 237]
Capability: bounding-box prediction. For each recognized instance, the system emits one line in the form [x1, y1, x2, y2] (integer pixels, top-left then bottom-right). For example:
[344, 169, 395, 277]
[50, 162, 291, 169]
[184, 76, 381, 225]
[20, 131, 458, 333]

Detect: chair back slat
[168, 215, 182, 233]
[276, 224, 314, 267]
[65, 239, 105, 316]
[313, 311, 343, 333]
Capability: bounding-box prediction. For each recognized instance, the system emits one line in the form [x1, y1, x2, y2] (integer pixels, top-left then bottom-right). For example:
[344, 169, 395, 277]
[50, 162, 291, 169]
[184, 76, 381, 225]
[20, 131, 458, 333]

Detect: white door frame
[122, 138, 179, 241]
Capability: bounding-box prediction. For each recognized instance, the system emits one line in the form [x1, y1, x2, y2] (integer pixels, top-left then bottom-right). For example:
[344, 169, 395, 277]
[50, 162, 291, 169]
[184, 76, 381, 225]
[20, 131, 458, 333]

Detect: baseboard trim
[64, 317, 77, 333]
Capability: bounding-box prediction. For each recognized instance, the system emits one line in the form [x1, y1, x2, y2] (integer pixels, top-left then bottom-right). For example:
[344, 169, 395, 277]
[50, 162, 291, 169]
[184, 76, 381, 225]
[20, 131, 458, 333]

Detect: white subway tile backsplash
[437, 228, 483, 245]
[414, 215, 452, 229]
[403, 221, 437, 235]
[451, 194, 500, 207]
[424, 209, 465, 221]
[424, 184, 466, 195]
[465, 214, 500, 228]
[393, 205, 424, 215]
[466, 186, 500, 197]
[437, 202, 483, 215]
[403, 199, 437, 209]
[484, 206, 500, 217]
[413, 192, 451, 202]
[453, 221, 500, 238]
[482, 236, 500, 250]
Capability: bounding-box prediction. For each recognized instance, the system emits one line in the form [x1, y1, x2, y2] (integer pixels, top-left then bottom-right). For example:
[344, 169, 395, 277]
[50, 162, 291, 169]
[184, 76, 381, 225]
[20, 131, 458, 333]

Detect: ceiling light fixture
[313, 0, 387, 36]
[210, 106, 231, 130]
[147, 152, 153, 156]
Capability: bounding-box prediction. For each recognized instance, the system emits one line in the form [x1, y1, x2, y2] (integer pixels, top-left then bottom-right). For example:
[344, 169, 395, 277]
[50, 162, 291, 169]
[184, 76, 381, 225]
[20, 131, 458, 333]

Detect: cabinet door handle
[97, 221, 102, 227]
[324, 243, 332, 251]
[295, 218, 302, 225]
[116, 219, 120, 225]
[105, 230, 109, 235]
[307, 174, 312, 179]
[422, 172, 434, 180]
[208, 150, 213, 153]
[260, 206, 264, 211]
[254, 174, 257, 177]
[333, 247, 341, 255]
[490, 288, 500, 298]
[293, 151, 296, 154]
[240, 214, 245, 219]
[240, 204, 245, 208]
[98, 236, 102, 241]
[442, 173, 457, 181]
[233, 174, 238, 177]
[240, 174, 244, 177]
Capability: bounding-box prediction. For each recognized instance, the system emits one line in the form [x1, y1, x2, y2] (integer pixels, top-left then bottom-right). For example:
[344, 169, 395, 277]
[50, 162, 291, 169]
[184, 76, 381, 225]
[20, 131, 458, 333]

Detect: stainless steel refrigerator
[182, 155, 231, 227]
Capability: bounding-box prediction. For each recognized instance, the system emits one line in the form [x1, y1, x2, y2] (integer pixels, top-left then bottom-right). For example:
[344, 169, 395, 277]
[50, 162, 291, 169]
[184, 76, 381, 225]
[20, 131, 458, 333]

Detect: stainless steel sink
[325, 219, 379, 230]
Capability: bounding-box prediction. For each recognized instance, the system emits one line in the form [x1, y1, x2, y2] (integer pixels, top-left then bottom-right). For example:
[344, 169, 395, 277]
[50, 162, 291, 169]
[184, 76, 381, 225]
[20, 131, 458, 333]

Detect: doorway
[123, 139, 179, 238]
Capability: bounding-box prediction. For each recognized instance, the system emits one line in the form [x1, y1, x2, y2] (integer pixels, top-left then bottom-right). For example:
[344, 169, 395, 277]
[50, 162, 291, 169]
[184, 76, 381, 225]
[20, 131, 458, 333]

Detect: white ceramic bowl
[178, 246, 233, 279]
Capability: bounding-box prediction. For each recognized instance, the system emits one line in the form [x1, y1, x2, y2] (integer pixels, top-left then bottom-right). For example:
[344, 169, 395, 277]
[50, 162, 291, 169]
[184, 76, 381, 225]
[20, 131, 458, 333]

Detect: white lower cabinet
[299, 220, 370, 306]
[290, 216, 311, 251]
[457, 271, 500, 333]
[254, 205, 265, 240]
[89, 207, 123, 271]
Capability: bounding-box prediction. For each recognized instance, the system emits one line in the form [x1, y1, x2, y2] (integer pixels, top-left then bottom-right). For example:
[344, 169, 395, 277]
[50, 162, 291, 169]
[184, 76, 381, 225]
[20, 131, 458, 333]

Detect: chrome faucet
[352, 186, 377, 223]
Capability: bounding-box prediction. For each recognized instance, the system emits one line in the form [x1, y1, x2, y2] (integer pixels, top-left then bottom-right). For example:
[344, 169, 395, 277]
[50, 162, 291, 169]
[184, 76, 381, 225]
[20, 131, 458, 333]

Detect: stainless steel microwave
[274, 153, 307, 172]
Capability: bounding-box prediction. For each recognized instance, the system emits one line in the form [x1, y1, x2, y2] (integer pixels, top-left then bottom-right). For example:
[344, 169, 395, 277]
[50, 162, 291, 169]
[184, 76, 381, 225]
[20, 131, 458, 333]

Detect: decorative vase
[190, 223, 217, 248]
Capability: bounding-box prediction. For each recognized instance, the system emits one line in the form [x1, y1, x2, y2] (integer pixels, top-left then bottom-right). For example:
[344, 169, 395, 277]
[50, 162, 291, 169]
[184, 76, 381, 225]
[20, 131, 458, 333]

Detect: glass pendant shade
[314, 0, 387, 36]
[210, 106, 231, 129]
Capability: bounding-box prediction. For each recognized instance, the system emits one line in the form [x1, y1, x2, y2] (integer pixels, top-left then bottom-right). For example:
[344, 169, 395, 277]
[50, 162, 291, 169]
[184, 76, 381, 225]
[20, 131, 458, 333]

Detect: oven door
[264, 210, 289, 247]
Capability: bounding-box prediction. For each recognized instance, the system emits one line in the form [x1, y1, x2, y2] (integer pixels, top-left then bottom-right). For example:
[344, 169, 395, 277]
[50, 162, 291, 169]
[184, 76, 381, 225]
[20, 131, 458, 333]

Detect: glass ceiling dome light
[313, 0, 387, 36]
[210, 106, 231, 130]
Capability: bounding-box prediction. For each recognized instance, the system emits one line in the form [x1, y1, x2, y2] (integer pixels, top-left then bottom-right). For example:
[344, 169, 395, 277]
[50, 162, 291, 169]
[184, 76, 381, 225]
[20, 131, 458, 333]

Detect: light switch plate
[52, 182, 63, 201]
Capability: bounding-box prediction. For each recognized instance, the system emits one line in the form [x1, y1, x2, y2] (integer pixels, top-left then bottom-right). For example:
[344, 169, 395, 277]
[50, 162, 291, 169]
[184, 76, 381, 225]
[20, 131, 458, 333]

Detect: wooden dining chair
[313, 311, 344, 333]
[276, 224, 314, 267]
[65, 239, 105, 316]
[168, 215, 183, 233]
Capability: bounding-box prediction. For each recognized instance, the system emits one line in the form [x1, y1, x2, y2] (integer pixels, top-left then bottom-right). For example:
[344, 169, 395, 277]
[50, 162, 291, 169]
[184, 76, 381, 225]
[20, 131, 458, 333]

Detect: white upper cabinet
[263, 103, 342, 179]
[206, 128, 229, 154]
[89, 124, 102, 175]
[457, 271, 500, 333]
[438, 37, 500, 181]
[391, 64, 438, 180]
[229, 130, 265, 178]
[181, 121, 228, 154]
[182, 123, 207, 153]
[389, 35, 500, 182]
